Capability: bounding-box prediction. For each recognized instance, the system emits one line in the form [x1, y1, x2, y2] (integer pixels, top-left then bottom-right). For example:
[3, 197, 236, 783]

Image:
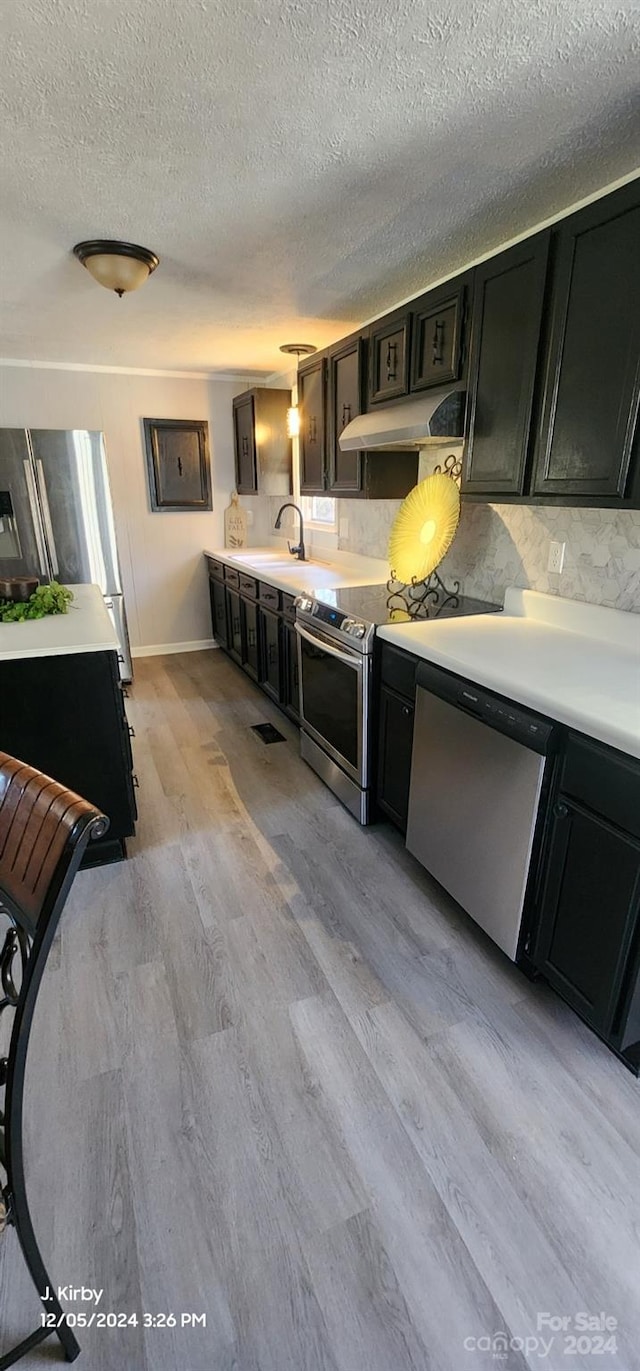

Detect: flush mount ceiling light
[279, 343, 317, 438]
[73, 239, 159, 297]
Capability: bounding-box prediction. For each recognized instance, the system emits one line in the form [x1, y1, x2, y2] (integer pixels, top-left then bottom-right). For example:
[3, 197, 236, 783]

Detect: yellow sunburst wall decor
[388, 472, 461, 583]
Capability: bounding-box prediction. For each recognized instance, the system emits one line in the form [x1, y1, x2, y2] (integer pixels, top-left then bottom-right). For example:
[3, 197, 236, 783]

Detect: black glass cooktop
[312, 582, 502, 627]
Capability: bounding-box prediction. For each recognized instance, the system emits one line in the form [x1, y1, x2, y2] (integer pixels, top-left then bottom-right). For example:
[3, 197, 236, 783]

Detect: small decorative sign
[224, 491, 248, 548]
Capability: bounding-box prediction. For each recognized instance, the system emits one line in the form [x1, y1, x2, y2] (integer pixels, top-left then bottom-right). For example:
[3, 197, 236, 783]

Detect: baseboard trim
[132, 639, 217, 658]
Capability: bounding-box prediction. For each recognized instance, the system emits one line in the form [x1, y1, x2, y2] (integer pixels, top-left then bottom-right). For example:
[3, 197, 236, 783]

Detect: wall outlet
[548, 540, 566, 574]
[339, 517, 349, 540]
[245, 509, 254, 526]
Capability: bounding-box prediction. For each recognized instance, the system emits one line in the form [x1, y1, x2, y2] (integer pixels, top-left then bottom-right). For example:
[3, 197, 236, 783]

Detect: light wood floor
[1, 649, 639, 1371]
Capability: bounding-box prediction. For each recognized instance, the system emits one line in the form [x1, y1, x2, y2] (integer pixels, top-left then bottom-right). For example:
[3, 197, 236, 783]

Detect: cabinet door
[368, 314, 410, 405]
[376, 684, 415, 832]
[209, 576, 230, 650]
[241, 596, 259, 680]
[299, 359, 326, 493]
[259, 606, 281, 703]
[233, 393, 257, 494]
[533, 798, 640, 1034]
[411, 278, 468, 392]
[328, 338, 363, 493]
[532, 186, 640, 499]
[462, 234, 550, 496]
[226, 588, 242, 664]
[283, 620, 300, 722]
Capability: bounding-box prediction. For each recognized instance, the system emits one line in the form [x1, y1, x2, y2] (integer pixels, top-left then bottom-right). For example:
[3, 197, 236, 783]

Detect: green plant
[0, 582, 74, 623]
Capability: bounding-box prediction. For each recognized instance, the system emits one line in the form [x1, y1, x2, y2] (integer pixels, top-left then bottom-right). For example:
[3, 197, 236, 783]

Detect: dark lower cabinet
[531, 733, 640, 1070]
[226, 588, 242, 664]
[375, 643, 418, 832]
[241, 596, 259, 681]
[209, 575, 229, 650]
[258, 606, 281, 703]
[0, 650, 136, 867]
[283, 619, 300, 722]
[377, 686, 415, 831]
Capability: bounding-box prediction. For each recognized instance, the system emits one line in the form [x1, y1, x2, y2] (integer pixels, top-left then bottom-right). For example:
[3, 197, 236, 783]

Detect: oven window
[299, 636, 359, 769]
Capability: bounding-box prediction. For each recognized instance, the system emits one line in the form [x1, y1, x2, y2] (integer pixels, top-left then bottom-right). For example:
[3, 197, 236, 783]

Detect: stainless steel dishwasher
[406, 661, 556, 961]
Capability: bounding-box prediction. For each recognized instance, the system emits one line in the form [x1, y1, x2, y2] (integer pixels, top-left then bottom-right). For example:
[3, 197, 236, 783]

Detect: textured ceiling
[1, 0, 639, 375]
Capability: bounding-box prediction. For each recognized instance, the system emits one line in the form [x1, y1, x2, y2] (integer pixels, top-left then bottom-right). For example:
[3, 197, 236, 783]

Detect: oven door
[295, 620, 368, 787]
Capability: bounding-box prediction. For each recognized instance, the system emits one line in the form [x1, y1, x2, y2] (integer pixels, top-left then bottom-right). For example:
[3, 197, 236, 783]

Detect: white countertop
[0, 584, 118, 662]
[378, 588, 640, 759]
[205, 545, 390, 596]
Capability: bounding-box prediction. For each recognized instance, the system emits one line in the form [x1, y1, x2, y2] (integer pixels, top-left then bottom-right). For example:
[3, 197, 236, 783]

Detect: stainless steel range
[294, 584, 500, 824]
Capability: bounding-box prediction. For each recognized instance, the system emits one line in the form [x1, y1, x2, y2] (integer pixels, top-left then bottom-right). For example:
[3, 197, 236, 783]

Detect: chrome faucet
[274, 502, 306, 561]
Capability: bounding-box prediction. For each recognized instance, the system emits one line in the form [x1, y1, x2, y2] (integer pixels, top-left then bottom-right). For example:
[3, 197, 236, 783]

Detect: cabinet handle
[554, 802, 569, 819]
[341, 402, 352, 430]
[432, 319, 445, 366]
[241, 435, 248, 457]
[132, 773, 140, 789]
[386, 341, 397, 382]
[128, 725, 136, 738]
[308, 415, 317, 444]
[402, 705, 412, 717]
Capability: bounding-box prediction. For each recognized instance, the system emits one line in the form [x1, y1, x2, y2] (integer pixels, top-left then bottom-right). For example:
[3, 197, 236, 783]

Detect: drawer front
[259, 582, 281, 610]
[380, 643, 418, 700]
[224, 566, 240, 588]
[239, 573, 258, 599]
[206, 557, 225, 581]
[282, 592, 296, 621]
[561, 734, 640, 840]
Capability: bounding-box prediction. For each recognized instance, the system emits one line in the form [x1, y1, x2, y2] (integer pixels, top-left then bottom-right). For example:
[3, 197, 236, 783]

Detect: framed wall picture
[143, 418, 212, 512]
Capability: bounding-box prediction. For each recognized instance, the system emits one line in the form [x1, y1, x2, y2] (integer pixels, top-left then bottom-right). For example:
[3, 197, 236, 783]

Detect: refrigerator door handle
[35, 459, 59, 576]
[22, 460, 49, 577]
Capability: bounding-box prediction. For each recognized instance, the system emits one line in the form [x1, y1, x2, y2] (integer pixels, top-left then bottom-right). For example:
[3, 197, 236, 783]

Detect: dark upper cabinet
[410, 274, 470, 392]
[326, 333, 419, 499]
[531, 734, 640, 1063]
[232, 388, 292, 496]
[328, 336, 364, 494]
[233, 393, 256, 493]
[532, 182, 640, 500]
[298, 357, 326, 494]
[368, 310, 411, 405]
[462, 233, 550, 496]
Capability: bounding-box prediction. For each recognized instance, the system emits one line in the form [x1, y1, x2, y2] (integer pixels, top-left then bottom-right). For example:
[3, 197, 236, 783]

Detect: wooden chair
[0, 754, 108, 1369]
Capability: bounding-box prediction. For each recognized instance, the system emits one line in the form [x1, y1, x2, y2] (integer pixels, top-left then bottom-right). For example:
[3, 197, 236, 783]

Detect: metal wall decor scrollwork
[387, 452, 463, 616]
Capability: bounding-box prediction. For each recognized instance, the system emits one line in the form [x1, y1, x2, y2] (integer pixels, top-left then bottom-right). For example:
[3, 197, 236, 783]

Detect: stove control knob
[343, 618, 366, 638]
[295, 596, 313, 612]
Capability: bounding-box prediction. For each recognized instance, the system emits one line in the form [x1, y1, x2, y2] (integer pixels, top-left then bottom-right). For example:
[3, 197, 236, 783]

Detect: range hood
[339, 389, 465, 452]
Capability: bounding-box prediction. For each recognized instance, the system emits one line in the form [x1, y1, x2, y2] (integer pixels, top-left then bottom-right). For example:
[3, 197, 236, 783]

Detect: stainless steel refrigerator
[0, 428, 132, 680]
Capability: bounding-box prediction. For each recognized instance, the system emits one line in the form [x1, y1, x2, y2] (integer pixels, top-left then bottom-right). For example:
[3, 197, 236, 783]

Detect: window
[301, 495, 337, 528]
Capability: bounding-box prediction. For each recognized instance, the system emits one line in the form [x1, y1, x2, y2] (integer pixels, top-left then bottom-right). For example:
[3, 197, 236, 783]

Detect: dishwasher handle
[415, 660, 555, 756]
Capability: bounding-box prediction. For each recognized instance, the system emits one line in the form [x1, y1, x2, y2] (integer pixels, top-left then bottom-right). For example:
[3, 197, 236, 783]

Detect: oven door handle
[295, 620, 364, 669]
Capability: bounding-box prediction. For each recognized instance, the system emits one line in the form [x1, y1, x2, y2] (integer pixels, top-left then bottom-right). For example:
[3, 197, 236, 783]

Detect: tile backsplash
[336, 498, 640, 613]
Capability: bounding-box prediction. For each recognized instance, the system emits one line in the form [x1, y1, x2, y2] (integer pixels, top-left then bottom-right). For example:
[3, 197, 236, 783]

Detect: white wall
[0, 365, 241, 651]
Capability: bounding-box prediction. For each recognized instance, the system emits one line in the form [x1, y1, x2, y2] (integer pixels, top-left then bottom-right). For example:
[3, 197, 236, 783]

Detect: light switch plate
[548, 540, 566, 574]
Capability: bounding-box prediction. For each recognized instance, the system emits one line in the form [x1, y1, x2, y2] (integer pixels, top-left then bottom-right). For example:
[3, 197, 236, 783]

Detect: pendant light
[73, 240, 159, 297]
[279, 343, 317, 436]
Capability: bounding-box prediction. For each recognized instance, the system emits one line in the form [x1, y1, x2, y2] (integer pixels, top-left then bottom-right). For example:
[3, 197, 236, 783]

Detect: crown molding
[0, 358, 269, 382]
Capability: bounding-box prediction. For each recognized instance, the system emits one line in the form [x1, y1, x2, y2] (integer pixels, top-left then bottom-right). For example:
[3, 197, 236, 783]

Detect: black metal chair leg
[2, 1187, 81, 1366]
